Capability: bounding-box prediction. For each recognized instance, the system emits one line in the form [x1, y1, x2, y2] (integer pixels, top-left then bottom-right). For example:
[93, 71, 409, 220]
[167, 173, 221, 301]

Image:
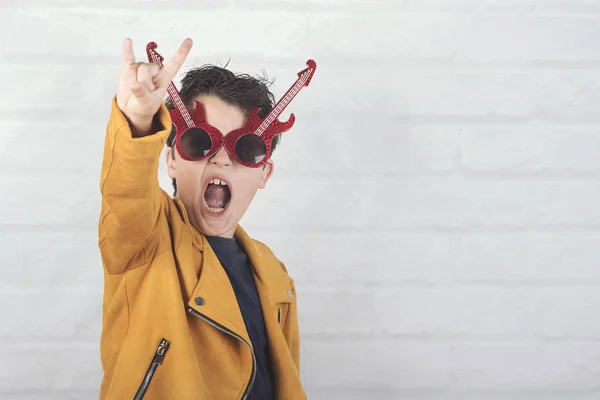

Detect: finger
[123, 38, 136, 67]
[158, 38, 193, 83]
[130, 81, 150, 102]
[120, 62, 142, 88]
[137, 63, 160, 92]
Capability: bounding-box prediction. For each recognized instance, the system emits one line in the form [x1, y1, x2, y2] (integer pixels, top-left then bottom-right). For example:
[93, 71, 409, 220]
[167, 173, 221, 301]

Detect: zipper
[187, 307, 257, 400]
[277, 308, 282, 324]
[133, 338, 170, 400]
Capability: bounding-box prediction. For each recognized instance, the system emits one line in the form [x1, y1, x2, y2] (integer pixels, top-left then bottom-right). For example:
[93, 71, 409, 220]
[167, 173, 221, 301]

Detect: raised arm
[98, 38, 193, 275]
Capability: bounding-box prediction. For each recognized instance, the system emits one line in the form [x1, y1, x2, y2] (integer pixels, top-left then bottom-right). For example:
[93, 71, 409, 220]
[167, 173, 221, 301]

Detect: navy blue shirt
[205, 235, 273, 400]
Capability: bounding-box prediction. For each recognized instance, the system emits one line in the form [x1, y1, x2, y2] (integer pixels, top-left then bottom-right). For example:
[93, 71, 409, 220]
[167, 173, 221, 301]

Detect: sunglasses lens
[235, 134, 267, 165]
[180, 128, 212, 159]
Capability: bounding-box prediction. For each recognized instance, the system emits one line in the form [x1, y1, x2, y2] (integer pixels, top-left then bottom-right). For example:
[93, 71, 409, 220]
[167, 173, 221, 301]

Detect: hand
[116, 37, 193, 135]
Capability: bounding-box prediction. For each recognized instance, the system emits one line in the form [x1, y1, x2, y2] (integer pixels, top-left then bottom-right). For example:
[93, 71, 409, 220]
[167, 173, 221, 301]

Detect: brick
[302, 339, 600, 390]
[273, 123, 459, 174]
[0, 174, 100, 226]
[280, 70, 599, 122]
[302, 0, 600, 14]
[538, 72, 600, 120]
[0, 121, 106, 173]
[302, 14, 459, 59]
[301, 339, 454, 389]
[459, 234, 600, 282]
[405, 0, 600, 13]
[234, 0, 302, 9]
[0, 291, 101, 341]
[301, 388, 600, 400]
[15, 230, 103, 287]
[0, 64, 103, 113]
[532, 0, 600, 13]
[243, 179, 600, 228]
[302, 14, 600, 63]
[300, 0, 408, 15]
[534, 288, 600, 339]
[304, 387, 400, 400]
[0, 63, 121, 114]
[6, 62, 600, 122]
[454, 16, 600, 63]
[1, 393, 100, 400]
[450, 343, 600, 391]
[460, 125, 600, 173]
[533, 181, 600, 226]
[5, 0, 224, 6]
[253, 231, 460, 285]
[296, 67, 537, 117]
[0, 8, 308, 59]
[298, 288, 536, 336]
[0, 344, 100, 392]
[0, 232, 24, 284]
[0, 61, 310, 116]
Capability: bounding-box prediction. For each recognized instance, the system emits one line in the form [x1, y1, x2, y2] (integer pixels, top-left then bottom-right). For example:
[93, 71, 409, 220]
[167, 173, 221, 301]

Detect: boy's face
[165, 94, 274, 238]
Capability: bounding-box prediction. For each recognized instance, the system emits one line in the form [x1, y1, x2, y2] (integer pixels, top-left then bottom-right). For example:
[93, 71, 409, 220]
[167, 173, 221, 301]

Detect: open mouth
[203, 178, 231, 214]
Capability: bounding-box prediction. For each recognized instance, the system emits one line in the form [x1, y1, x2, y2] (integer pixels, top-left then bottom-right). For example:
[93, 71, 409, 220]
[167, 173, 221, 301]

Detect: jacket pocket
[133, 338, 170, 400]
[275, 302, 290, 327]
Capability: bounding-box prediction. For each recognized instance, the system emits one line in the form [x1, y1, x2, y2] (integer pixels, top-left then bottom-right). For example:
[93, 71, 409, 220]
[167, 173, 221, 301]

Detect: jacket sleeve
[98, 96, 172, 275]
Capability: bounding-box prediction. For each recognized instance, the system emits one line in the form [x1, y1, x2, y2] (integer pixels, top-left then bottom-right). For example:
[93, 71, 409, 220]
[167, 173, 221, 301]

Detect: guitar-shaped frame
[146, 41, 317, 167]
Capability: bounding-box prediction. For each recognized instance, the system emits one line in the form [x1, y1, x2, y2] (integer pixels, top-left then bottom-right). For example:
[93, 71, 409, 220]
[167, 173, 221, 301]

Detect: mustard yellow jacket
[98, 97, 305, 399]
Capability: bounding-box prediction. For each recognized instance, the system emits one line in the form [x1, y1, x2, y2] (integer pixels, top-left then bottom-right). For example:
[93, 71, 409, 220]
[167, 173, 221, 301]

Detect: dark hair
[164, 64, 279, 196]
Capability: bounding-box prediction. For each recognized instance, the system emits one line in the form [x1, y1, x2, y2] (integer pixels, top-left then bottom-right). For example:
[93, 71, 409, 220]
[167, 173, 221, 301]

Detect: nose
[209, 146, 232, 167]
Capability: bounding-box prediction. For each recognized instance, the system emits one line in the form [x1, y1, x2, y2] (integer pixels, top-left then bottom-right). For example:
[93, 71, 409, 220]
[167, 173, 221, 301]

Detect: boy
[98, 38, 307, 399]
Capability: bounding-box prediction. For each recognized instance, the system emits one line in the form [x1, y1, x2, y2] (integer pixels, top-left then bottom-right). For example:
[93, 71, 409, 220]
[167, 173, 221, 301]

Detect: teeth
[207, 206, 225, 213]
[209, 178, 227, 186]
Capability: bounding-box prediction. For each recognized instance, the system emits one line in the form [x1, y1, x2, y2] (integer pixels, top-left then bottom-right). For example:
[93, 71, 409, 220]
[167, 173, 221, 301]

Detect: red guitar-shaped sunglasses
[146, 42, 317, 168]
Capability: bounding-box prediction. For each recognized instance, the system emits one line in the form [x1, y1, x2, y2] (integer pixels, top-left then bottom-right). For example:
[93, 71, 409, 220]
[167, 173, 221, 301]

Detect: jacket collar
[176, 197, 292, 337]
[175, 196, 292, 305]
[173, 197, 204, 252]
[234, 225, 294, 306]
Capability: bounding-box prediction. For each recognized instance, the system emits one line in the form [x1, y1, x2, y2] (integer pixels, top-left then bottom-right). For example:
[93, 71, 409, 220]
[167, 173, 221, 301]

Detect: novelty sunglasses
[146, 42, 317, 168]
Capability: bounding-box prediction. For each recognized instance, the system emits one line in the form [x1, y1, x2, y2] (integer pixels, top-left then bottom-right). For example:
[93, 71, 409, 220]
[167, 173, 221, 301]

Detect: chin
[196, 205, 237, 238]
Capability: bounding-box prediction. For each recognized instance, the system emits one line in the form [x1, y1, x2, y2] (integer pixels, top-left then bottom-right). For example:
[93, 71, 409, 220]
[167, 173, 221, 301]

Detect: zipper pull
[154, 339, 170, 364]
[277, 308, 281, 324]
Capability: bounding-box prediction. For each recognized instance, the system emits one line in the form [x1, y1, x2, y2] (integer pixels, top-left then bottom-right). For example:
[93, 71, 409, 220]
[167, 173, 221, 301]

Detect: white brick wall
[1, 0, 599, 399]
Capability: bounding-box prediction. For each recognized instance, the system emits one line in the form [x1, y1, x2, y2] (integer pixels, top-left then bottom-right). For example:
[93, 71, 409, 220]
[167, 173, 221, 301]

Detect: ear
[258, 159, 274, 189]
[165, 147, 177, 180]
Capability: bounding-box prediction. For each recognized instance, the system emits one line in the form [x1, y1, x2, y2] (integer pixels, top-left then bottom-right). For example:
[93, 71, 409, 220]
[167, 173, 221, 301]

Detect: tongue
[204, 184, 231, 209]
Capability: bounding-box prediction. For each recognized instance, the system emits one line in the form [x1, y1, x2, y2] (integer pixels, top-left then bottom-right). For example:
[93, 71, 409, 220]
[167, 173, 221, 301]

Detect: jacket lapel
[186, 237, 251, 343]
[175, 198, 250, 343]
[234, 225, 292, 305]
[174, 199, 304, 397]
[235, 226, 304, 398]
